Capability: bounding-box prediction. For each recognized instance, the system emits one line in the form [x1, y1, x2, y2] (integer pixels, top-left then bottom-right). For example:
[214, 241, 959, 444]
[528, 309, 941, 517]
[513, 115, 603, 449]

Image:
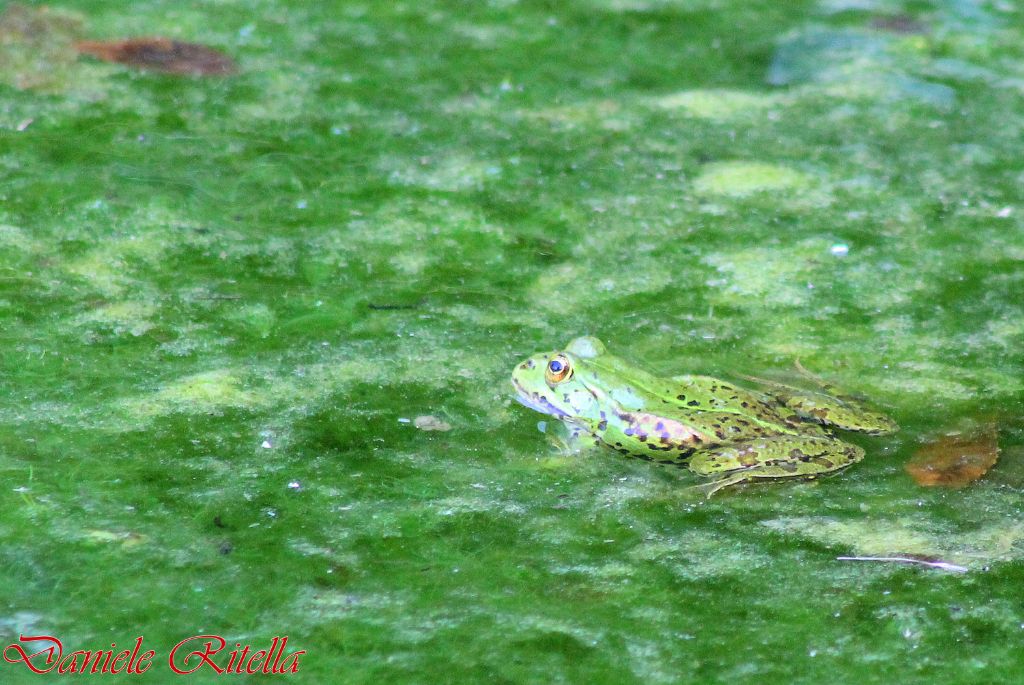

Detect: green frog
[510, 337, 897, 497]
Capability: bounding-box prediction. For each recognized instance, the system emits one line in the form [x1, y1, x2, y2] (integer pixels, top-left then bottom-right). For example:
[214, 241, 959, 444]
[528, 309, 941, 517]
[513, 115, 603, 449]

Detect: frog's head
[510, 337, 609, 423]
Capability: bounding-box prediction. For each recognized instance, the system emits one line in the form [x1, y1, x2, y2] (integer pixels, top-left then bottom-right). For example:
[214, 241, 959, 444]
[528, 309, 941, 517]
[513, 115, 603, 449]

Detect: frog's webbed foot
[544, 422, 598, 456]
[684, 472, 752, 499]
[686, 464, 853, 500]
[792, 359, 836, 391]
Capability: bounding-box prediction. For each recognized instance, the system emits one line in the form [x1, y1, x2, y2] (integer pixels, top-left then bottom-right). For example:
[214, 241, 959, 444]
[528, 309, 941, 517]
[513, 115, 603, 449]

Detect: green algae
[72, 300, 157, 338]
[762, 516, 1024, 569]
[652, 89, 781, 119]
[124, 368, 263, 418]
[692, 161, 815, 197]
[0, 0, 1023, 683]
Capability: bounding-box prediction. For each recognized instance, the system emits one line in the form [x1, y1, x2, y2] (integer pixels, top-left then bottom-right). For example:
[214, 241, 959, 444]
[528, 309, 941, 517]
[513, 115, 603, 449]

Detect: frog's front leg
[743, 365, 898, 435]
[544, 421, 602, 456]
[687, 436, 864, 498]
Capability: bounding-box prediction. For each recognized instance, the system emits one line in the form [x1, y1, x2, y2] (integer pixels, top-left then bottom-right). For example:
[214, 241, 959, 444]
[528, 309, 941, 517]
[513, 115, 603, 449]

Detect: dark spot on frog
[687, 400, 700, 407]
[676, 394, 686, 401]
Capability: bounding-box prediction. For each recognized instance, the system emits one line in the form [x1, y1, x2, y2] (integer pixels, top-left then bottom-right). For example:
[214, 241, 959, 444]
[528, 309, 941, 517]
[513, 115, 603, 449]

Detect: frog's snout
[510, 375, 568, 419]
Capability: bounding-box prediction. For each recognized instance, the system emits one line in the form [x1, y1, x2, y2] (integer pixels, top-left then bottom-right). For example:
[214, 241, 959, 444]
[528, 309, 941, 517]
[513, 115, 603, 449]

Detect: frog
[510, 336, 897, 497]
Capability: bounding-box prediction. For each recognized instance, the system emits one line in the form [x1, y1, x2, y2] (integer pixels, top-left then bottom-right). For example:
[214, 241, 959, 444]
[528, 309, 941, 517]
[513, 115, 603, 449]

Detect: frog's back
[660, 374, 821, 436]
[660, 405, 830, 444]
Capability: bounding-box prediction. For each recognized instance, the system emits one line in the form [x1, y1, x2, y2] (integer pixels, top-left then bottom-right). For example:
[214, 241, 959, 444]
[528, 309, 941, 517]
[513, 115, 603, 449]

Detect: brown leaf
[76, 37, 235, 75]
[905, 423, 1000, 487]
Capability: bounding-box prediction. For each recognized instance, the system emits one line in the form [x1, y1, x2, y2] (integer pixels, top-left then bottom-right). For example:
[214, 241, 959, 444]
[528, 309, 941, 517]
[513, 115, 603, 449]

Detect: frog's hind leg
[741, 363, 898, 435]
[687, 436, 864, 498]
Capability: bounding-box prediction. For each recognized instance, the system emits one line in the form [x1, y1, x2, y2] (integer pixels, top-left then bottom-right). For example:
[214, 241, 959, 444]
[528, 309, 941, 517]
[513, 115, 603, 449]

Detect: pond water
[1, 0, 1022, 682]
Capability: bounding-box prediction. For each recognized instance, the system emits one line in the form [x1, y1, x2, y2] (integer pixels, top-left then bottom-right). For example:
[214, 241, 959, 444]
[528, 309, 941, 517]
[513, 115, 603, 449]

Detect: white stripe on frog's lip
[511, 378, 569, 419]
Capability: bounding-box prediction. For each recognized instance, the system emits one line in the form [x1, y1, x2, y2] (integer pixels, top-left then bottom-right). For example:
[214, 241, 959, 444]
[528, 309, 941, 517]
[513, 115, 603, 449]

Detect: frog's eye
[545, 356, 572, 384]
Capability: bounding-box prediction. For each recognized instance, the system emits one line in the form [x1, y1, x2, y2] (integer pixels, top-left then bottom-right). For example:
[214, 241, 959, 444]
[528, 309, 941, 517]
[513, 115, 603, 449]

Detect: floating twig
[837, 555, 969, 573]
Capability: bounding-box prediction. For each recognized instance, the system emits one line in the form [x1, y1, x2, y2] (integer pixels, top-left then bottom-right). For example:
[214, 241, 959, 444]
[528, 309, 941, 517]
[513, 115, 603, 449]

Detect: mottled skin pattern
[511, 337, 898, 497]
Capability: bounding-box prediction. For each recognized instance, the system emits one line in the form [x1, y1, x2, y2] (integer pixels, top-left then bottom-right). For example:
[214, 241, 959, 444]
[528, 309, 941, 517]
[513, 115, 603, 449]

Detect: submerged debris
[76, 37, 235, 75]
[414, 415, 452, 432]
[869, 15, 928, 35]
[906, 422, 1000, 487]
[367, 301, 422, 311]
[0, 3, 83, 91]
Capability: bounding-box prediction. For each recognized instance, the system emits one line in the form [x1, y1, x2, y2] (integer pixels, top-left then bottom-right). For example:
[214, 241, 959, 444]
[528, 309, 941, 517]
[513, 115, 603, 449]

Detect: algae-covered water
[1, 0, 1023, 682]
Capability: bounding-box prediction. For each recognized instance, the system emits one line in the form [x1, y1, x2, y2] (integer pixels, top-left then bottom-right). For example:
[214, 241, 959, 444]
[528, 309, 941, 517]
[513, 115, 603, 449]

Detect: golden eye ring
[545, 355, 572, 384]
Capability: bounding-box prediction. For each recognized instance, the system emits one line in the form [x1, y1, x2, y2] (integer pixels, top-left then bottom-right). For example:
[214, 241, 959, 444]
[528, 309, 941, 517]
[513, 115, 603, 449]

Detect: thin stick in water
[836, 556, 969, 573]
